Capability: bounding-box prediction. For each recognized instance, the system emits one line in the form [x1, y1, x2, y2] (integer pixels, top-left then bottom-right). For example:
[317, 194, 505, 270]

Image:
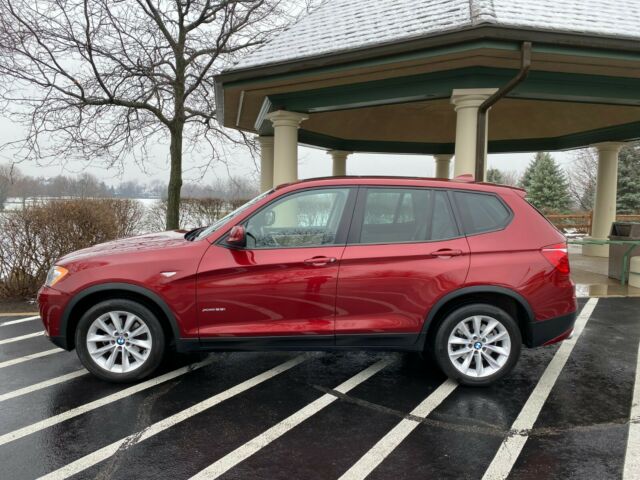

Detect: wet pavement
[0, 297, 638, 480]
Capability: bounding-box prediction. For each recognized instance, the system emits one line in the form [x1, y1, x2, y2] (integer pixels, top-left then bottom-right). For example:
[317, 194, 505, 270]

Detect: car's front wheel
[433, 304, 521, 387]
[75, 299, 165, 382]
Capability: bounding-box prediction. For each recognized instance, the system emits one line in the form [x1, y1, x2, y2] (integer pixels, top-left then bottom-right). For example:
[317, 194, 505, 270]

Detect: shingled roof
[233, 0, 640, 70]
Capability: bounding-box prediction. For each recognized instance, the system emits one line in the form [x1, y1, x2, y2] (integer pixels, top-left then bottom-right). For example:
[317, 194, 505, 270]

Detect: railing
[546, 212, 640, 235]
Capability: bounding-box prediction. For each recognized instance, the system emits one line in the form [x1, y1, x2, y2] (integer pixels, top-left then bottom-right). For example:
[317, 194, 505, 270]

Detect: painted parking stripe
[481, 297, 599, 480]
[0, 331, 44, 345]
[623, 336, 640, 480]
[37, 355, 307, 480]
[338, 378, 458, 480]
[0, 369, 88, 403]
[0, 315, 40, 326]
[0, 348, 64, 369]
[0, 355, 217, 447]
[190, 357, 395, 480]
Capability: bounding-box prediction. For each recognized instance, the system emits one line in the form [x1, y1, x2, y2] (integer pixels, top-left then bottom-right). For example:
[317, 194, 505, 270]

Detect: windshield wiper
[184, 226, 206, 241]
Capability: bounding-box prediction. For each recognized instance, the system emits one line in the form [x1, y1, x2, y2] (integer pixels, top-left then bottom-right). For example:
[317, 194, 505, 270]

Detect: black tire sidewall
[433, 303, 521, 387]
[75, 299, 165, 383]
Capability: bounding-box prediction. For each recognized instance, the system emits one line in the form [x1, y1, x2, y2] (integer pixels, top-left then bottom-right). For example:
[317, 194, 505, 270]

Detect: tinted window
[245, 188, 350, 248]
[453, 191, 511, 234]
[355, 188, 458, 244]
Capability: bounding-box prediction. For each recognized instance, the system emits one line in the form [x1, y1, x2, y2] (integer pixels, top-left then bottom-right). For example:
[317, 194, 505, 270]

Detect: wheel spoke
[122, 349, 131, 372]
[122, 314, 136, 333]
[97, 318, 115, 336]
[460, 351, 473, 373]
[109, 312, 123, 332]
[128, 347, 146, 362]
[449, 335, 468, 345]
[459, 323, 473, 339]
[450, 347, 473, 358]
[128, 338, 151, 349]
[130, 325, 147, 338]
[92, 343, 115, 356]
[475, 351, 484, 376]
[87, 334, 111, 343]
[485, 344, 509, 356]
[481, 319, 498, 337]
[486, 331, 508, 343]
[105, 348, 118, 369]
[472, 316, 482, 336]
[482, 351, 502, 369]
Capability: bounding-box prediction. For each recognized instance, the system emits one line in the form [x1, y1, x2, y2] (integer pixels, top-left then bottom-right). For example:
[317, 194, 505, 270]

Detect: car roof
[277, 176, 526, 195]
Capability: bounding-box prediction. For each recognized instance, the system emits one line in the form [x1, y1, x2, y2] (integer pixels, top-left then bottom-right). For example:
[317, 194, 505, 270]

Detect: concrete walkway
[570, 245, 640, 298]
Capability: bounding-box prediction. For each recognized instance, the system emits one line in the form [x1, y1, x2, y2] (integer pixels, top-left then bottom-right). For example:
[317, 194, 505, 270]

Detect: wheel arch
[60, 283, 181, 350]
[421, 286, 535, 349]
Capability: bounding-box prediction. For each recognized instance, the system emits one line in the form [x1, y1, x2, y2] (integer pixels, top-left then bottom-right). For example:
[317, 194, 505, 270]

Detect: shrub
[142, 197, 231, 232]
[0, 199, 144, 299]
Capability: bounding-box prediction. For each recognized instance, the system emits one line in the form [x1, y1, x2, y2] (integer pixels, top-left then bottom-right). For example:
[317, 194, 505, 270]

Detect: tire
[433, 303, 521, 387]
[75, 299, 166, 383]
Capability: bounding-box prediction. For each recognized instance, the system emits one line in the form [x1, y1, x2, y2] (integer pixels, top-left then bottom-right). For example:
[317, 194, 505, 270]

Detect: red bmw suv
[38, 176, 576, 386]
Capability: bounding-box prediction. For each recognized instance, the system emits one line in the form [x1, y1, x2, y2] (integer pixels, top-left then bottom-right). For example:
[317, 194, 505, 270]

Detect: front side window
[355, 188, 458, 244]
[453, 191, 512, 234]
[244, 188, 350, 248]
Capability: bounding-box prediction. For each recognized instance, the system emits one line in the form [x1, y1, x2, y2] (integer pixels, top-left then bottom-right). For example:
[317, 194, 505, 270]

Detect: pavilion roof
[233, 0, 640, 70]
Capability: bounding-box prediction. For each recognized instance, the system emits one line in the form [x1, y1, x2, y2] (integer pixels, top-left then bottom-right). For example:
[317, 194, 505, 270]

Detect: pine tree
[521, 152, 570, 213]
[617, 142, 640, 214]
[486, 168, 505, 185]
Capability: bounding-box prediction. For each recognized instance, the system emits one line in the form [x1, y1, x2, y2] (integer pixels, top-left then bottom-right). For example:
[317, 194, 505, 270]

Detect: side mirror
[227, 225, 246, 247]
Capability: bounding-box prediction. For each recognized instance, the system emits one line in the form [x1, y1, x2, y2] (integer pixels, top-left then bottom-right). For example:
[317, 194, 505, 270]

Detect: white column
[583, 142, 624, 258]
[266, 110, 309, 186]
[257, 136, 274, 192]
[433, 154, 452, 179]
[328, 150, 352, 176]
[450, 88, 497, 180]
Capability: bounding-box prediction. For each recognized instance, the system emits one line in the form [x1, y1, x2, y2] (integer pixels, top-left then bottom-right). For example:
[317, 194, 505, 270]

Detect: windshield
[192, 189, 273, 241]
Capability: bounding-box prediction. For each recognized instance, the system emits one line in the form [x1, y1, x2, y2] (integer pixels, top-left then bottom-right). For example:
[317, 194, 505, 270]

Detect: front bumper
[38, 286, 73, 350]
[526, 311, 577, 347]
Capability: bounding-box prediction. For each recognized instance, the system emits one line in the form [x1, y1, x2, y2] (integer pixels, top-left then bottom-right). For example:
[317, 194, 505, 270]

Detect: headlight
[45, 266, 69, 287]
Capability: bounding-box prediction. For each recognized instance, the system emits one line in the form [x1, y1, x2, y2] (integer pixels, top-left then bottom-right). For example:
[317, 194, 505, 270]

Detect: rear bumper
[526, 311, 577, 347]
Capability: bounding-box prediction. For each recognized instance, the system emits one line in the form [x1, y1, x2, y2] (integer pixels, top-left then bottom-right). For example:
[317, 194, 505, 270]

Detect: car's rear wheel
[75, 299, 165, 382]
[433, 304, 521, 387]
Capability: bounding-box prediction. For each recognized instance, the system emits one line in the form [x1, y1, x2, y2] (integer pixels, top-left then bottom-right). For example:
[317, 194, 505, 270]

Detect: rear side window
[352, 188, 458, 244]
[453, 191, 512, 234]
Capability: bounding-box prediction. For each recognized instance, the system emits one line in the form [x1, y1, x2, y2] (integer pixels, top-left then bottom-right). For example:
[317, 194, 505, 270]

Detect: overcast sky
[0, 113, 578, 186]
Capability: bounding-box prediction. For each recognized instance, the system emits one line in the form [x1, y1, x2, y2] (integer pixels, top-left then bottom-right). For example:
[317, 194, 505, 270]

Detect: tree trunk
[166, 123, 183, 230]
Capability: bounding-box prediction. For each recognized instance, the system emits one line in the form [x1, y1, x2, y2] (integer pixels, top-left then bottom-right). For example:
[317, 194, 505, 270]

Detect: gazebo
[214, 0, 640, 257]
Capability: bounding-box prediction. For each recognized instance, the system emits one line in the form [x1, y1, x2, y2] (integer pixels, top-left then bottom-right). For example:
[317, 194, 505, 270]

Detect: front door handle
[430, 249, 463, 258]
[303, 256, 337, 266]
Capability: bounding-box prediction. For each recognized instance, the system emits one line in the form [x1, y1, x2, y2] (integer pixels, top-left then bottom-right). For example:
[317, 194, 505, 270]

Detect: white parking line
[38, 355, 307, 480]
[482, 297, 599, 480]
[338, 379, 458, 480]
[0, 331, 44, 345]
[190, 357, 395, 480]
[0, 355, 217, 447]
[0, 348, 64, 369]
[0, 315, 40, 327]
[0, 369, 88, 403]
[623, 337, 640, 480]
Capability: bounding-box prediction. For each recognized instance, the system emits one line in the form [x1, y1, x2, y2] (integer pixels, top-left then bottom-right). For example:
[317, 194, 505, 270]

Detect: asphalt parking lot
[1, 297, 639, 480]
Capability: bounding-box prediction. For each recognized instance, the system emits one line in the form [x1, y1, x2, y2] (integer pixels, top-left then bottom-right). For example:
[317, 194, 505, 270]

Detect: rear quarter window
[453, 191, 512, 235]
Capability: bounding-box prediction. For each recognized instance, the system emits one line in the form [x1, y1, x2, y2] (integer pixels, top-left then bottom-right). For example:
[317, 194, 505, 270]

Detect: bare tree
[567, 148, 597, 211]
[0, 0, 303, 229]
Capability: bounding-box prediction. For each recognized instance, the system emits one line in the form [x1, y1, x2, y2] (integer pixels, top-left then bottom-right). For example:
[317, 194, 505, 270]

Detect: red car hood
[59, 230, 190, 263]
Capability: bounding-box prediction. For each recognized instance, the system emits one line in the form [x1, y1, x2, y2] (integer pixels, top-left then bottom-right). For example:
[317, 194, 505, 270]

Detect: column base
[582, 238, 609, 258]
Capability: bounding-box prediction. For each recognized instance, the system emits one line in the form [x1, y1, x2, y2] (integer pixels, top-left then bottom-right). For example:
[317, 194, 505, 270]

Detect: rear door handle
[303, 256, 337, 266]
[430, 249, 463, 258]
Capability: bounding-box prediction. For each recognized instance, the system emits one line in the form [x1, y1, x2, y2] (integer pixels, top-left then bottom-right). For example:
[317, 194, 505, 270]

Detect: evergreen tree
[486, 168, 505, 185]
[521, 152, 570, 213]
[617, 142, 640, 213]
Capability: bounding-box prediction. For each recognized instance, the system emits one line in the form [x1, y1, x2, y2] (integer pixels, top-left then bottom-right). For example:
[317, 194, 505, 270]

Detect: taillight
[541, 243, 570, 274]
